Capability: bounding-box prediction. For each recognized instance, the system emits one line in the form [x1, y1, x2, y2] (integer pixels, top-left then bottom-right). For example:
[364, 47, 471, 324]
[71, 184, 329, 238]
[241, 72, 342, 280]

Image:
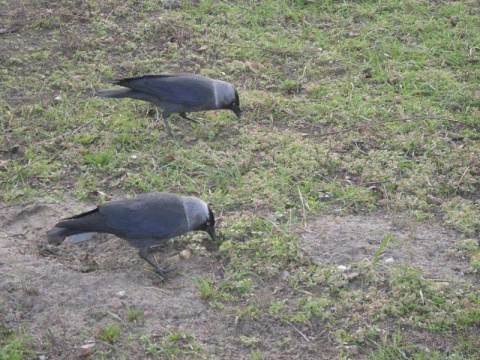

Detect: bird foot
[151, 265, 176, 277]
[179, 112, 200, 124]
[158, 134, 184, 140]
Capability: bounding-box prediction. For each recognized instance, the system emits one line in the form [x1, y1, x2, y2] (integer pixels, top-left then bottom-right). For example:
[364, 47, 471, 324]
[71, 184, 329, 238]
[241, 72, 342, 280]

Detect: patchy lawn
[1, 0, 479, 359]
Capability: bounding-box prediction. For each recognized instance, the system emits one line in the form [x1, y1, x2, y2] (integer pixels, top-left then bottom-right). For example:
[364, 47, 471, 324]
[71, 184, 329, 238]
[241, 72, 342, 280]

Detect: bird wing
[112, 75, 213, 107]
[99, 194, 188, 240]
[55, 208, 111, 233]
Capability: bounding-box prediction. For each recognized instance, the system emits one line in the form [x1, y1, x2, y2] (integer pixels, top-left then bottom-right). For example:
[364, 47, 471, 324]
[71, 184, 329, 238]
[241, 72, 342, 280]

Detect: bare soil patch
[0, 202, 333, 359]
[302, 214, 473, 283]
[1, 202, 475, 358]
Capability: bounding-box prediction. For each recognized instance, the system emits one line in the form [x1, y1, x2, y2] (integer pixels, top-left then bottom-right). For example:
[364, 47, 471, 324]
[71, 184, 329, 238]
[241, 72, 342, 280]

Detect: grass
[125, 306, 145, 323]
[0, 324, 33, 360]
[140, 330, 206, 357]
[98, 323, 122, 344]
[1, 0, 480, 358]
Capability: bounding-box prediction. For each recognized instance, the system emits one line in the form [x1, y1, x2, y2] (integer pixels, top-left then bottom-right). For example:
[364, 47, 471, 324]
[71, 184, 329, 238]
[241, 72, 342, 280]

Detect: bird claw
[179, 112, 200, 124]
[158, 134, 184, 140]
[151, 265, 176, 277]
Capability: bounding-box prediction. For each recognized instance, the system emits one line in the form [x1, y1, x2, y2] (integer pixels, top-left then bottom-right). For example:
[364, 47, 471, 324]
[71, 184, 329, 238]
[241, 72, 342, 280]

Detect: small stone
[426, 195, 442, 205]
[180, 249, 192, 259]
[449, 102, 461, 112]
[166, 254, 181, 265]
[115, 291, 126, 298]
[54, 94, 62, 102]
[77, 347, 93, 357]
[111, 297, 123, 309]
[449, 16, 459, 26]
[11, 145, 20, 154]
[435, 282, 450, 290]
[384, 258, 395, 264]
[279, 270, 290, 281]
[162, 155, 175, 163]
[343, 271, 360, 281]
[337, 265, 348, 271]
[164, 0, 181, 9]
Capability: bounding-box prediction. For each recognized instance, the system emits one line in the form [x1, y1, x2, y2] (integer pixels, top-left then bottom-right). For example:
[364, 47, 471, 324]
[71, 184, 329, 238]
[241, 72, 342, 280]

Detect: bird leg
[158, 109, 174, 137]
[138, 247, 174, 277]
[179, 112, 200, 124]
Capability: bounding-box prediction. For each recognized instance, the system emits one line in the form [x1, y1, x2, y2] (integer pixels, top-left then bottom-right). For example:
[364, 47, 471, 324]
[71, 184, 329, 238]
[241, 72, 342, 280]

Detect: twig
[68, 118, 97, 136]
[284, 320, 311, 342]
[356, 181, 389, 187]
[454, 165, 471, 196]
[42, 9, 91, 21]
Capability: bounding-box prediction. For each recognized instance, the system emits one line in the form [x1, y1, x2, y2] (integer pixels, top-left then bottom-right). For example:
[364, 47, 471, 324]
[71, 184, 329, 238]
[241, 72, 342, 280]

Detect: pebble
[180, 249, 192, 259]
[111, 297, 123, 309]
[77, 347, 93, 357]
[343, 272, 360, 281]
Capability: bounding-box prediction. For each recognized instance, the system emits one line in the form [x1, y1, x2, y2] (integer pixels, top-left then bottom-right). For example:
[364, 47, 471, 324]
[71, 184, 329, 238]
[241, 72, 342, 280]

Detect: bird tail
[96, 88, 133, 98]
[46, 227, 85, 245]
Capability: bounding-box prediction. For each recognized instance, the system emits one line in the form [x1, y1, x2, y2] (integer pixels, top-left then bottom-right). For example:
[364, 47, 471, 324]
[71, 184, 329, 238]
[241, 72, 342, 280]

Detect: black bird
[46, 192, 217, 276]
[97, 74, 242, 137]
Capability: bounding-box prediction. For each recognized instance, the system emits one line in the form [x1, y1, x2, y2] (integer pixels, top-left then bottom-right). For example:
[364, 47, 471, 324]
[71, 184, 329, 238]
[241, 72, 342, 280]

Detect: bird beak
[231, 105, 242, 118]
[206, 225, 217, 241]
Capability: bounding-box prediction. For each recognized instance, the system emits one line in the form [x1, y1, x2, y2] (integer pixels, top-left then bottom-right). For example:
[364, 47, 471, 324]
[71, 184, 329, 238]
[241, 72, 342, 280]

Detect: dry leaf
[197, 45, 208, 52]
[246, 60, 260, 73]
[162, 155, 175, 163]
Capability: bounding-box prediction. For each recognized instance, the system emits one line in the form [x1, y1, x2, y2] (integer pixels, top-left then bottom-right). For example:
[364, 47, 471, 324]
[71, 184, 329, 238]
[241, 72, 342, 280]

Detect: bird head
[215, 81, 242, 118]
[205, 207, 217, 241]
[228, 89, 242, 118]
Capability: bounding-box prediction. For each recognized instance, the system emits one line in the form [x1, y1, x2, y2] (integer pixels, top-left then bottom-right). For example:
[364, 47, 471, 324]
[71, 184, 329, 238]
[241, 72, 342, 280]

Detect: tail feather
[97, 88, 157, 104]
[46, 227, 86, 245]
[96, 88, 134, 98]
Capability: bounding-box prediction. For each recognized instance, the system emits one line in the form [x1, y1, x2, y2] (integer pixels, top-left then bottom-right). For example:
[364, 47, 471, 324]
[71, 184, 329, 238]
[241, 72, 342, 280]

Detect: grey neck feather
[212, 80, 235, 108]
[183, 196, 209, 230]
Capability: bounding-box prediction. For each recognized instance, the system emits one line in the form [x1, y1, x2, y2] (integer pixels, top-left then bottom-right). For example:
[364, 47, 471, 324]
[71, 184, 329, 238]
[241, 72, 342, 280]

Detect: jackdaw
[46, 192, 216, 276]
[97, 74, 242, 137]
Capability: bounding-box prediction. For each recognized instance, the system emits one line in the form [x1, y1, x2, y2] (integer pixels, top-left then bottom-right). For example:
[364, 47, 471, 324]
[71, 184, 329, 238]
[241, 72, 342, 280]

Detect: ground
[1, 0, 480, 359]
[1, 202, 477, 359]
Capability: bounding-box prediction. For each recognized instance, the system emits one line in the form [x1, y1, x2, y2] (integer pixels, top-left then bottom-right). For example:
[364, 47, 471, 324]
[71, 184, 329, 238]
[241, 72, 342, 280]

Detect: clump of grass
[0, 324, 33, 360]
[141, 331, 204, 357]
[454, 239, 480, 273]
[125, 306, 144, 323]
[98, 323, 122, 344]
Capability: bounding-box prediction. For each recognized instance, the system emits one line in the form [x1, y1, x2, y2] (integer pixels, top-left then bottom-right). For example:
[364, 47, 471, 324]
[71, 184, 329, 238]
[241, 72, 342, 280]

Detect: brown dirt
[302, 213, 473, 282]
[0, 202, 329, 359]
[1, 201, 474, 359]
